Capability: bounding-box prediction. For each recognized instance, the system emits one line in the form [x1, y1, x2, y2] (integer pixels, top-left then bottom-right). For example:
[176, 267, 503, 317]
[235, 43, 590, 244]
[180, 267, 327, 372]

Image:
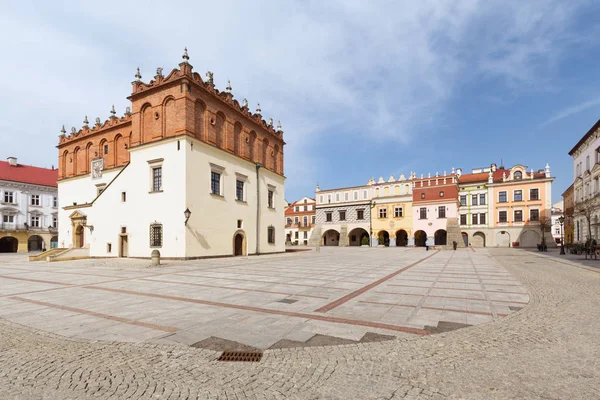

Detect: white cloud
[0, 0, 592, 198]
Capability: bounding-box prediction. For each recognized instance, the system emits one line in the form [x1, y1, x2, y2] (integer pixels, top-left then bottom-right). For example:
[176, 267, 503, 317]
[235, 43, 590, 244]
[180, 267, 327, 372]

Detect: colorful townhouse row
[303, 163, 554, 248]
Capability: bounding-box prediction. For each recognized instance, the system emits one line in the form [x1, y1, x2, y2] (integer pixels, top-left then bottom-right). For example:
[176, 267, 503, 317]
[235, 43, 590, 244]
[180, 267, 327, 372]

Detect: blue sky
[1, 1, 598, 203]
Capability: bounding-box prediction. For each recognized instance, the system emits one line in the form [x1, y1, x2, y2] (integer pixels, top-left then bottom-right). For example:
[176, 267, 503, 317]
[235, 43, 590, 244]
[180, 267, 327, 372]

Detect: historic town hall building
[57, 49, 285, 258]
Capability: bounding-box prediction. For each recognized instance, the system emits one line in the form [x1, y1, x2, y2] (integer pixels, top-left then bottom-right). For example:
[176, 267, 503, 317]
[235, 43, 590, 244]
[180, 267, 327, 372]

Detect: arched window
[514, 171, 522, 180]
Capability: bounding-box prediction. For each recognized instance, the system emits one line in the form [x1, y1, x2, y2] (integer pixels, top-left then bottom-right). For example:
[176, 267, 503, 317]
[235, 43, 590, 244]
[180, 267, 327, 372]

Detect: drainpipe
[255, 162, 262, 255]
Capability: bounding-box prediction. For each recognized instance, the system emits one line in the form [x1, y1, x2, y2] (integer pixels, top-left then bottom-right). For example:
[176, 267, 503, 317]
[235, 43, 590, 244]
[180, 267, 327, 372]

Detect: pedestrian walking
[425, 238, 429, 251]
[452, 240, 457, 250]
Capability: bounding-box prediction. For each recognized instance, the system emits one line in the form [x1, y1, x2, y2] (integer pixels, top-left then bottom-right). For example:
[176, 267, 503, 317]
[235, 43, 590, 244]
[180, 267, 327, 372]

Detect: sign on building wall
[91, 159, 104, 179]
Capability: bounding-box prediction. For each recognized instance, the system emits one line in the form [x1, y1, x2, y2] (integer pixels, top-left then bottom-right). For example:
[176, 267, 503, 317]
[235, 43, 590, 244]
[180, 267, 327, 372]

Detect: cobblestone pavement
[1, 248, 599, 399]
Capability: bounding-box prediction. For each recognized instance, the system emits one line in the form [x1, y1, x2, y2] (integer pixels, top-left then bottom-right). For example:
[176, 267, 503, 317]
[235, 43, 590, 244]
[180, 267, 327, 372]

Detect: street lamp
[558, 215, 565, 255]
[184, 208, 191, 226]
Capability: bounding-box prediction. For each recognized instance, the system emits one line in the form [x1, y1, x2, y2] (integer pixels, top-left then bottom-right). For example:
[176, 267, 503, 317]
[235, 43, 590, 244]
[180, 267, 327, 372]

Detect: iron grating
[218, 351, 263, 362]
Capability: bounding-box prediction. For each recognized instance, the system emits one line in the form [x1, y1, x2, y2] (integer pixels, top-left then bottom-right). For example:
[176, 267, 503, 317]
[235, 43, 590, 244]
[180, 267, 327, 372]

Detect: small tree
[537, 215, 552, 247]
[361, 235, 369, 246]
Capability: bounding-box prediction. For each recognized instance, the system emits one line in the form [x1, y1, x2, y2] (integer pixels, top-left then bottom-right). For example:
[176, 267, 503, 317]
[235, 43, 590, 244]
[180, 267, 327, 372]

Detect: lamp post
[184, 208, 191, 226]
[370, 200, 376, 247]
[559, 215, 565, 255]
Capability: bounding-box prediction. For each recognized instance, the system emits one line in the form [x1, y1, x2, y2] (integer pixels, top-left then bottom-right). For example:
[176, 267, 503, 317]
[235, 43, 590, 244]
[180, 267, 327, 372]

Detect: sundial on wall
[91, 158, 104, 179]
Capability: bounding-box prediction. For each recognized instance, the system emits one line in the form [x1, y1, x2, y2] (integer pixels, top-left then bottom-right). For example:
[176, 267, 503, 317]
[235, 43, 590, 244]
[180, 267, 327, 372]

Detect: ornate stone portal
[69, 211, 87, 248]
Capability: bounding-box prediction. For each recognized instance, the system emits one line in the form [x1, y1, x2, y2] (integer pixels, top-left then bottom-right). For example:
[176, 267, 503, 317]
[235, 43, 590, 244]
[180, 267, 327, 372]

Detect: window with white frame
[344, 192, 349, 201]
[394, 206, 403, 218]
[499, 191, 507, 203]
[53, 196, 57, 208]
[3, 191, 14, 204]
[499, 210, 507, 223]
[459, 195, 466, 206]
[267, 226, 275, 244]
[268, 188, 275, 208]
[150, 223, 163, 247]
[236, 179, 245, 201]
[419, 207, 427, 219]
[339, 210, 346, 221]
[312, 215, 316, 224]
[286, 217, 292, 225]
[31, 195, 40, 206]
[472, 194, 478, 206]
[211, 171, 221, 195]
[304, 231, 308, 239]
[303, 216, 308, 226]
[319, 194, 324, 203]
[294, 216, 299, 224]
[357, 209, 364, 220]
[30, 215, 40, 227]
[295, 206, 299, 212]
[335, 193, 340, 202]
[379, 207, 387, 218]
[479, 194, 486, 205]
[3, 215, 14, 223]
[326, 212, 332, 222]
[530, 188, 539, 200]
[438, 206, 446, 218]
[353, 191, 358, 200]
[152, 167, 162, 192]
[530, 209, 539, 221]
[479, 213, 486, 225]
[514, 190, 523, 201]
[472, 213, 478, 225]
[327, 194, 332, 203]
[52, 216, 58, 228]
[460, 214, 467, 225]
[363, 189, 368, 199]
[514, 210, 523, 222]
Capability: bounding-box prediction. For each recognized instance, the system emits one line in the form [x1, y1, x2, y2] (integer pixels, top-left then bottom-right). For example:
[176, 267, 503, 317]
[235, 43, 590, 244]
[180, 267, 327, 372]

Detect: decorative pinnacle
[256, 103, 261, 114]
[134, 67, 142, 81]
[71, 127, 77, 134]
[60, 125, 66, 134]
[277, 120, 282, 131]
[125, 106, 131, 115]
[110, 105, 116, 117]
[83, 116, 89, 127]
[242, 98, 249, 109]
[205, 71, 214, 85]
[95, 117, 101, 126]
[268, 118, 274, 127]
[226, 80, 232, 93]
[156, 67, 163, 77]
[182, 47, 189, 62]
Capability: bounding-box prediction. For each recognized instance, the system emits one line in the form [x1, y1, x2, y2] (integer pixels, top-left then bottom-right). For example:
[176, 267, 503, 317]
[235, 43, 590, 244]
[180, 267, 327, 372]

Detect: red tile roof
[458, 172, 488, 184]
[0, 160, 58, 188]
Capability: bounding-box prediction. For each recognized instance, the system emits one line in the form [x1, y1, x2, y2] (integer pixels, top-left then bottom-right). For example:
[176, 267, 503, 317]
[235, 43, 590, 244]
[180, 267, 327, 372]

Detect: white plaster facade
[58, 137, 285, 258]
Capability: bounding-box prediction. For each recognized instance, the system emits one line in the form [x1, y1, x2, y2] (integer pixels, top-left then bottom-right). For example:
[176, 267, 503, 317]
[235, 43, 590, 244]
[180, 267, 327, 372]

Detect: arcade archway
[395, 230, 408, 247]
[414, 230, 427, 247]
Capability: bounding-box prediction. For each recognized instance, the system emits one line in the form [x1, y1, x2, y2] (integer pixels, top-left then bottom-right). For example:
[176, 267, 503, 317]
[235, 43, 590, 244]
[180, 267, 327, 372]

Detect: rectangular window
[107, 243, 112, 253]
[312, 215, 316, 224]
[499, 191, 507, 203]
[295, 231, 299, 239]
[327, 194, 332, 203]
[438, 206, 446, 219]
[152, 167, 162, 192]
[363, 190, 368, 199]
[479, 194, 486, 205]
[3, 191, 14, 203]
[52, 216, 57, 228]
[472, 213, 478, 225]
[268, 190, 274, 208]
[237, 219, 243, 229]
[268, 226, 275, 244]
[479, 213, 486, 225]
[357, 209, 364, 220]
[530, 188, 539, 200]
[121, 192, 126, 202]
[304, 231, 308, 239]
[499, 211, 507, 223]
[344, 192, 349, 201]
[104, 144, 109, 155]
[514, 210, 523, 222]
[419, 207, 427, 219]
[394, 206, 403, 218]
[460, 214, 467, 225]
[459, 195, 466, 206]
[353, 191, 358, 200]
[150, 224, 163, 247]
[295, 206, 299, 212]
[294, 216, 299, 224]
[303, 216, 308, 226]
[530, 209, 539, 221]
[471, 194, 478, 206]
[335, 193, 340, 202]
[30, 216, 40, 227]
[31, 195, 40, 206]
[210, 171, 220, 195]
[514, 190, 523, 201]
[319, 195, 324, 203]
[326, 212, 332, 222]
[236, 180, 244, 201]
[53, 196, 57, 207]
[339, 210, 346, 221]
[379, 207, 387, 218]
[3, 215, 14, 223]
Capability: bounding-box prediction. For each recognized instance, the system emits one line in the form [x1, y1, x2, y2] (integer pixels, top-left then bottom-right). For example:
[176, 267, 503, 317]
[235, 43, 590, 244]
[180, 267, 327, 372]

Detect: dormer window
[514, 171, 522, 180]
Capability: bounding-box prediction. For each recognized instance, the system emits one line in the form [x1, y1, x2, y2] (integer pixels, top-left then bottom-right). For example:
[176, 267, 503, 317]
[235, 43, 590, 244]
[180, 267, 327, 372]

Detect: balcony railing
[0, 223, 58, 232]
[285, 221, 313, 228]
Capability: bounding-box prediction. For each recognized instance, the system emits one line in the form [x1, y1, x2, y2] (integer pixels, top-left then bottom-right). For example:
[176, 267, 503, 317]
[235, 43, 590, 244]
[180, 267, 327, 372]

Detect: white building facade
[57, 51, 286, 259]
[0, 157, 59, 252]
[569, 120, 600, 242]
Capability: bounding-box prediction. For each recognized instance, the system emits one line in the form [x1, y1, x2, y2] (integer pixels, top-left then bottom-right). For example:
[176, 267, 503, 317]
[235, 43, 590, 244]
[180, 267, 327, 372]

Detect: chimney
[7, 157, 17, 167]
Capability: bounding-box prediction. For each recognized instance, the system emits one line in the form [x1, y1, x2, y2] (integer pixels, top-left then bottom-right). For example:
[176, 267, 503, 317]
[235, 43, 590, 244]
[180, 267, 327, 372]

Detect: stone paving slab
[0, 247, 527, 350]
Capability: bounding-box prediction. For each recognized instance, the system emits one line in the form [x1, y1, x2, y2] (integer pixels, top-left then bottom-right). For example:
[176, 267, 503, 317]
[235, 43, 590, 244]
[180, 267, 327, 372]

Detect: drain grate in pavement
[277, 298, 298, 304]
[217, 351, 263, 362]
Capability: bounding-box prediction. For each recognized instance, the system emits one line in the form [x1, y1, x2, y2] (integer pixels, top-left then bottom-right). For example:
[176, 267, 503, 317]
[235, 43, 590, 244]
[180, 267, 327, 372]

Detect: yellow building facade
[369, 177, 413, 246]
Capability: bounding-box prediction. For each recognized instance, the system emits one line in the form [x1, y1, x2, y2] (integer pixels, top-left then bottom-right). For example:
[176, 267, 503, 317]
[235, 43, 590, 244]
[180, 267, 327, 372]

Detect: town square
[1, 1, 600, 399]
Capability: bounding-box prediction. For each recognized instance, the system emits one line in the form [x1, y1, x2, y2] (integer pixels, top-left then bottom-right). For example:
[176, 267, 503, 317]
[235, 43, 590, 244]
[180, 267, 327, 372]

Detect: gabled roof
[0, 160, 58, 188]
[458, 172, 488, 184]
[569, 119, 600, 156]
